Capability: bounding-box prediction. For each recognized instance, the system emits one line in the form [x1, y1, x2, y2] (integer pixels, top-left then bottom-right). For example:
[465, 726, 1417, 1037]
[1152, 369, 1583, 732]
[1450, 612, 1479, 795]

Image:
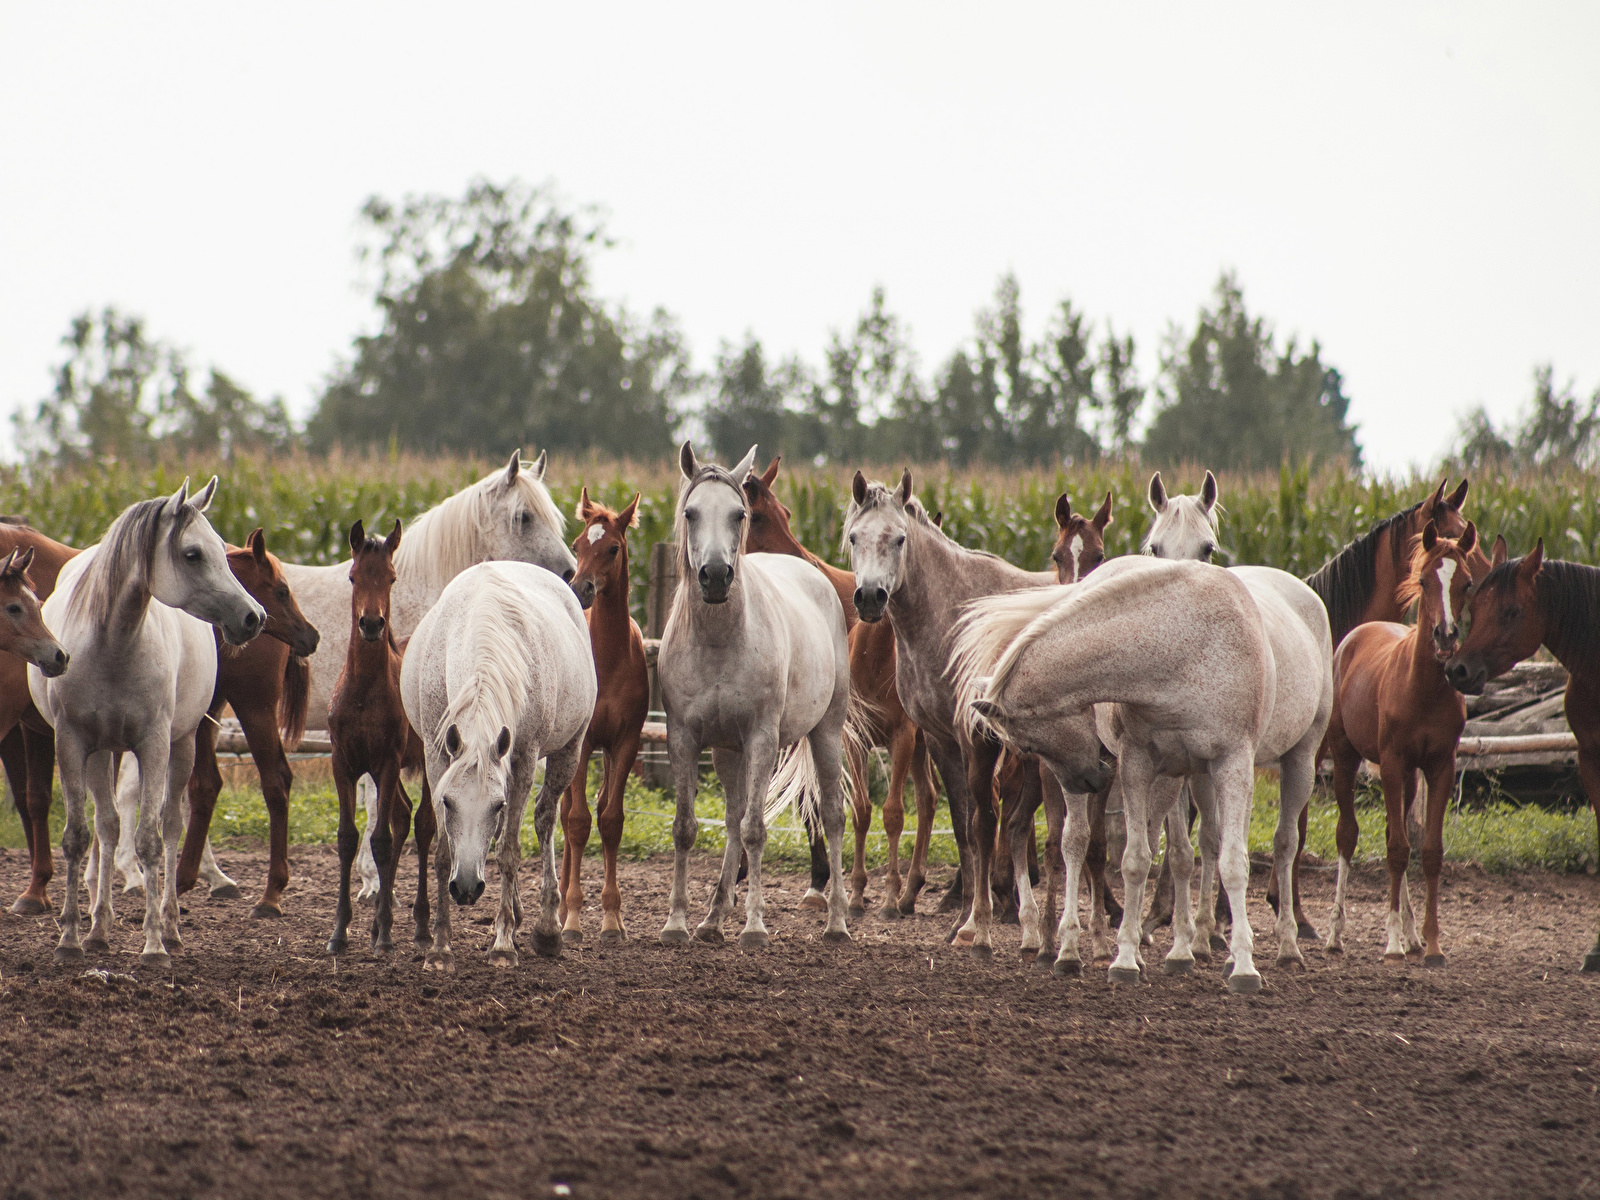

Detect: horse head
[436, 720, 514, 906]
[146, 478, 267, 646]
[1446, 534, 1544, 695]
[1398, 520, 1478, 662]
[677, 441, 757, 605]
[480, 448, 577, 584]
[0, 547, 68, 677]
[1051, 491, 1112, 583]
[347, 519, 402, 644]
[1142, 470, 1219, 562]
[570, 488, 640, 611]
[741, 456, 804, 557]
[228, 528, 320, 658]
[843, 469, 920, 623]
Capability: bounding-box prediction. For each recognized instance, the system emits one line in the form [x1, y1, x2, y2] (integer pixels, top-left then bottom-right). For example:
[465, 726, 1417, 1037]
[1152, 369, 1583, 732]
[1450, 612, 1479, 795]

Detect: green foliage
[1450, 364, 1600, 473]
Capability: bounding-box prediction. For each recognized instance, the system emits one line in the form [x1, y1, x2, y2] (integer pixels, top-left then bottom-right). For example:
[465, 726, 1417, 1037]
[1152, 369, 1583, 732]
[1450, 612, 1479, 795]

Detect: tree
[1451, 365, 1600, 471]
[308, 179, 690, 459]
[1142, 273, 1360, 470]
[704, 335, 787, 464]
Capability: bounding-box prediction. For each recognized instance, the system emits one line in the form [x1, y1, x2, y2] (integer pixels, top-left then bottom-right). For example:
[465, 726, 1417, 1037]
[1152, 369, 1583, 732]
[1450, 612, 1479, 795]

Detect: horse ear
[1093, 491, 1114, 531]
[495, 726, 512, 760]
[1492, 534, 1508, 568]
[680, 441, 699, 481]
[248, 528, 269, 563]
[1445, 479, 1469, 511]
[1147, 472, 1167, 513]
[1429, 477, 1448, 510]
[761, 456, 781, 487]
[502, 448, 522, 486]
[348, 520, 366, 555]
[575, 486, 594, 523]
[444, 724, 462, 759]
[1519, 538, 1545, 582]
[1458, 521, 1477, 555]
[165, 478, 191, 518]
[895, 469, 913, 508]
[617, 493, 641, 529]
[731, 445, 758, 481]
[10, 546, 33, 575]
[385, 519, 402, 556]
[932, 510, 944, 528]
[1054, 494, 1072, 530]
[1200, 471, 1218, 512]
[528, 449, 548, 480]
[0, 550, 14, 576]
[1422, 521, 1438, 551]
[851, 470, 868, 505]
[189, 476, 218, 513]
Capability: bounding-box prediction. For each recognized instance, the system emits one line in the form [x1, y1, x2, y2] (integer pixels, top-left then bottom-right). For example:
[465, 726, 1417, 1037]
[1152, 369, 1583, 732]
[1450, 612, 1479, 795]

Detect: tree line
[19, 178, 1589, 472]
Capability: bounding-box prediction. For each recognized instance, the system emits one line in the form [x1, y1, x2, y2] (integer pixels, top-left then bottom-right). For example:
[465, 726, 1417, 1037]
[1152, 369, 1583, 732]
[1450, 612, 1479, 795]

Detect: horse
[1326, 522, 1478, 965]
[326, 520, 432, 956]
[0, 548, 68, 677]
[1445, 536, 1600, 973]
[742, 456, 941, 918]
[657, 443, 857, 947]
[1141, 471, 1334, 967]
[951, 556, 1276, 991]
[0, 524, 78, 915]
[400, 560, 596, 968]
[844, 470, 1057, 957]
[28, 479, 266, 965]
[557, 489, 649, 944]
[95, 530, 321, 914]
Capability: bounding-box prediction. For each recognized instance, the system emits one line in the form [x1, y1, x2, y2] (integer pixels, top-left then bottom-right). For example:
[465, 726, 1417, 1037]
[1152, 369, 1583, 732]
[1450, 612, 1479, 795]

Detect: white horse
[400, 560, 595, 969]
[280, 450, 575, 902]
[952, 556, 1278, 991]
[1142, 471, 1333, 968]
[29, 480, 266, 965]
[657, 443, 857, 948]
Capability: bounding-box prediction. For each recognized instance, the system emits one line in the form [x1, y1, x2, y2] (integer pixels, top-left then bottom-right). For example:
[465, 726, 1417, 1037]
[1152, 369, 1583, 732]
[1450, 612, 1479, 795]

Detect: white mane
[432, 566, 544, 768]
[948, 585, 1072, 739]
[396, 465, 566, 593]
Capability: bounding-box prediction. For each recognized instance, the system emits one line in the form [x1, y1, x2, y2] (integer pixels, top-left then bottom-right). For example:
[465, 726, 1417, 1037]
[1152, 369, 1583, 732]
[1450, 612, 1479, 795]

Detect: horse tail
[763, 690, 878, 832]
[278, 654, 310, 750]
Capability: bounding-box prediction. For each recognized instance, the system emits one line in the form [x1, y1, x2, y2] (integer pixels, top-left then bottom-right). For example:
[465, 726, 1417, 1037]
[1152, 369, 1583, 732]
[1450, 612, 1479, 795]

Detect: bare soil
[0, 845, 1596, 1200]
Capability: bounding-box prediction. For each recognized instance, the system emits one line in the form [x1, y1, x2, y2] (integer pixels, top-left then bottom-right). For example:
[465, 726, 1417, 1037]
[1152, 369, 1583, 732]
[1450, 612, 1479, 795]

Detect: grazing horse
[844, 471, 1056, 956]
[1142, 472, 1334, 967]
[952, 556, 1276, 991]
[97, 530, 321, 912]
[558, 489, 649, 944]
[29, 480, 266, 964]
[1446, 537, 1600, 973]
[658, 443, 857, 947]
[326, 520, 433, 956]
[0, 524, 78, 915]
[742, 456, 940, 918]
[1326, 522, 1478, 965]
[401, 560, 595, 968]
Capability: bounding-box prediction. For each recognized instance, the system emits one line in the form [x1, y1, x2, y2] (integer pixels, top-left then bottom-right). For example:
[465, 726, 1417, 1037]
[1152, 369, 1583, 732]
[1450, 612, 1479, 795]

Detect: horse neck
[1402, 591, 1450, 695]
[1536, 567, 1598, 675]
[589, 545, 636, 650]
[888, 523, 1020, 655]
[345, 607, 396, 686]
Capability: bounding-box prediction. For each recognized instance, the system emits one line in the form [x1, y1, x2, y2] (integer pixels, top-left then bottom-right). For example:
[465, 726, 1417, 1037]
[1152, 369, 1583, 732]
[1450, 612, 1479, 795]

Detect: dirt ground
[0, 845, 1596, 1200]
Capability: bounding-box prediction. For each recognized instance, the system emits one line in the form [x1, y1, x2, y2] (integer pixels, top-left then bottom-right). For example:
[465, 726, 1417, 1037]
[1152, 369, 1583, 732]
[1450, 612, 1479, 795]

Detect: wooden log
[1455, 733, 1579, 757]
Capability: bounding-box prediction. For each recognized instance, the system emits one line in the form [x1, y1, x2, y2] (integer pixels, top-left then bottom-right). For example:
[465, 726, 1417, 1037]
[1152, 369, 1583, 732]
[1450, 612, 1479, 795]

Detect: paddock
[0, 845, 1593, 1200]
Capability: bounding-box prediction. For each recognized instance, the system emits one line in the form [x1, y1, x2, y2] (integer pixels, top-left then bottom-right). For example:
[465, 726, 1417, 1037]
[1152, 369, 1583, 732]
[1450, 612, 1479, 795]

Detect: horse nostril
[562, 567, 575, 583]
[244, 610, 260, 631]
[873, 587, 887, 606]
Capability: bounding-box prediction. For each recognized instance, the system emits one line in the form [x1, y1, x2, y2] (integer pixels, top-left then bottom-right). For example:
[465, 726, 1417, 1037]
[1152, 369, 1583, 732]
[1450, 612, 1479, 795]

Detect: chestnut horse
[326, 520, 432, 955]
[1446, 537, 1600, 973]
[1325, 521, 1477, 965]
[742, 457, 941, 918]
[0, 523, 78, 915]
[558, 490, 649, 944]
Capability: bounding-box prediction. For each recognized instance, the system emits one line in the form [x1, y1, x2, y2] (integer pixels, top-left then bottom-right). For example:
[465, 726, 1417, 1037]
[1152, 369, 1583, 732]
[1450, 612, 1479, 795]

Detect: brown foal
[558, 490, 650, 943]
[180, 529, 321, 915]
[326, 520, 432, 955]
[742, 456, 942, 918]
[1325, 521, 1477, 966]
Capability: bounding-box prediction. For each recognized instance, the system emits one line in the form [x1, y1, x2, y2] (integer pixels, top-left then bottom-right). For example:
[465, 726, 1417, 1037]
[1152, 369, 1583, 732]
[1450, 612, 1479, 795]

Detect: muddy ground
[0, 845, 1596, 1200]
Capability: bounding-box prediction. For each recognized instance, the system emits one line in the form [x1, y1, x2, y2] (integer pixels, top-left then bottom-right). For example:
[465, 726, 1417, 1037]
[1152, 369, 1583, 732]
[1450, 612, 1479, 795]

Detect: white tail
[763, 690, 877, 831]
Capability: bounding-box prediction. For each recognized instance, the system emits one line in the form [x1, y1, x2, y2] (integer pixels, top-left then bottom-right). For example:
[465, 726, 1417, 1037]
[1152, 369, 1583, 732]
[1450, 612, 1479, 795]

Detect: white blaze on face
[586, 522, 606, 545]
[1436, 557, 1458, 634]
[1066, 534, 1084, 582]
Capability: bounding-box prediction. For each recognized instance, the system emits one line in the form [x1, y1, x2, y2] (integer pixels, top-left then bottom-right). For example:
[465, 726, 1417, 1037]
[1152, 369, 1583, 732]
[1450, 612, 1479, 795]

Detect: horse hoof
[1035, 950, 1058, 972]
[561, 929, 583, 945]
[738, 931, 769, 950]
[1108, 966, 1141, 985]
[878, 905, 901, 921]
[371, 939, 393, 957]
[847, 905, 866, 920]
[1276, 954, 1305, 971]
[1226, 972, 1263, 994]
[10, 897, 49, 916]
[659, 928, 690, 947]
[1384, 952, 1407, 964]
[423, 951, 454, 972]
[1164, 957, 1195, 976]
[898, 898, 919, 917]
[821, 929, 852, 945]
[83, 937, 110, 955]
[1192, 947, 1212, 964]
[599, 929, 626, 945]
[1424, 954, 1446, 969]
[1324, 942, 1344, 956]
[936, 886, 964, 913]
[530, 930, 562, 959]
[1297, 922, 1321, 943]
[250, 903, 284, 919]
[799, 891, 828, 912]
[54, 944, 83, 963]
[488, 949, 518, 969]
[139, 951, 171, 968]
[1019, 947, 1039, 964]
[1582, 950, 1600, 974]
[326, 938, 348, 956]
[208, 884, 242, 901]
[1209, 934, 1229, 953]
[1053, 957, 1082, 978]
[693, 926, 723, 945]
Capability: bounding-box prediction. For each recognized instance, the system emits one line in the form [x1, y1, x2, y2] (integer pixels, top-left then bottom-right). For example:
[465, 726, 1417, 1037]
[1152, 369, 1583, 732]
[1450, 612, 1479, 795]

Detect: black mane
[1303, 500, 1425, 646]
[1479, 556, 1600, 669]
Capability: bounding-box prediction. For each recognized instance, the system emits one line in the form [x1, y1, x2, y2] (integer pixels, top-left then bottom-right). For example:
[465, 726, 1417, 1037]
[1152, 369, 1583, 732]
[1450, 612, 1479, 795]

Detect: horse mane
[1304, 499, 1425, 644]
[395, 464, 565, 593]
[279, 654, 310, 749]
[433, 567, 542, 766]
[948, 586, 1070, 738]
[65, 497, 194, 627]
[841, 479, 1004, 566]
[1479, 556, 1600, 667]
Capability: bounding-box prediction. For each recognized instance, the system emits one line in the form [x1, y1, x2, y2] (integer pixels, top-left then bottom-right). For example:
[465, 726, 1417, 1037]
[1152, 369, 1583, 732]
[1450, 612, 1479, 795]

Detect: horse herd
[1, 445, 1597, 989]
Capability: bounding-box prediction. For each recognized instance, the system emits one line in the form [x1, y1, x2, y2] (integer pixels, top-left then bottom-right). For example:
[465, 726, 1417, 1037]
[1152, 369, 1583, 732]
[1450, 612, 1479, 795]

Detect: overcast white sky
[2, 3, 1596, 471]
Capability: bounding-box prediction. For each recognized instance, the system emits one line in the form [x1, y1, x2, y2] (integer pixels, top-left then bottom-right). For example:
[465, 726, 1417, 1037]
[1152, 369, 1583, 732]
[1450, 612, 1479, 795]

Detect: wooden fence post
[642, 542, 679, 787]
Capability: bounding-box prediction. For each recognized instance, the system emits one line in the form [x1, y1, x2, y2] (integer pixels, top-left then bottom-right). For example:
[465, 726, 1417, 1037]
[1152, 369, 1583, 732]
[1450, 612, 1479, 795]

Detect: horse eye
[848, 534, 856, 545]
[5, 605, 20, 616]
[519, 512, 531, 526]
[441, 797, 454, 812]
[895, 535, 905, 548]
[685, 509, 698, 522]
[733, 511, 745, 523]
[185, 548, 202, 563]
[608, 545, 619, 556]
[276, 586, 289, 601]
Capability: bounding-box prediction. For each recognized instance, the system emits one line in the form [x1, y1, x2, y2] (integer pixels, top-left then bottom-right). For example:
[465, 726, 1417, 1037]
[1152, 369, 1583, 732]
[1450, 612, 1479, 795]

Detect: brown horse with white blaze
[558, 490, 650, 943]
[1325, 521, 1477, 966]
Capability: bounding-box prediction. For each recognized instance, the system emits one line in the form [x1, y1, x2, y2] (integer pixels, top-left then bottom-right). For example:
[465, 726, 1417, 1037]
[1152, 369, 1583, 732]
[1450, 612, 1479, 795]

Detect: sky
[2, 3, 1597, 472]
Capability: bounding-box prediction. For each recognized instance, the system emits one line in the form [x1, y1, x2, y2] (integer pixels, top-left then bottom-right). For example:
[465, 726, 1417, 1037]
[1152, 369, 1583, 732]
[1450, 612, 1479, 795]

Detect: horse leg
[128, 737, 173, 965]
[1378, 755, 1413, 962]
[1292, 802, 1317, 941]
[843, 737, 871, 919]
[1191, 775, 1225, 958]
[1398, 762, 1423, 956]
[1578, 748, 1600, 973]
[425, 805, 454, 970]
[813, 711, 853, 944]
[878, 723, 912, 918]
[233, 702, 293, 918]
[0, 727, 30, 881]
[526, 735, 583, 962]
[598, 733, 638, 942]
[660, 725, 702, 946]
[367, 762, 403, 955]
[696, 747, 746, 943]
[326, 751, 359, 956]
[735, 739, 781, 949]
[1327, 745, 1361, 954]
[82, 750, 119, 954]
[1273, 741, 1317, 969]
[158, 737, 196, 953]
[1086, 776, 1119, 961]
[1418, 757, 1453, 968]
[900, 731, 937, 915]
[1163, 800, 1198, 974]
[926, 737, 972, 920]
[112, 753, 145, 893]
[1036, 771, 1065, 967]
[1009, 760, 1045, 960]
[10, 723, 57, 915]
[559, 744, 593, 943]
[177, 711, 223, 896]
[989, 762, 1020, 926]
[50, 730, 94, 962]
[354, 773, 380, 903]
[1108, 753, 1157, 983]
[962, 733, 1003, 960]
[412, 774, 436, 949]
[1213, 751, 1262, 992]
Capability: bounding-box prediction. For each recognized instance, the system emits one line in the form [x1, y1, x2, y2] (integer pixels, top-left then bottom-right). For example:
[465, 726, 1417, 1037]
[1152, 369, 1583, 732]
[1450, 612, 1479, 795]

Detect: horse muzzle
[289, 624, 321, 658]
[852, 585, 888, 623]
[31, 643, 69, 678]
[572, 578, 596, 610]
[1445, 656, 1487, 696]
[449, 872, 486, 906]
[221, 606, 266, 646]
[698, 562, 734, 604]
[358, 615, 387, 642]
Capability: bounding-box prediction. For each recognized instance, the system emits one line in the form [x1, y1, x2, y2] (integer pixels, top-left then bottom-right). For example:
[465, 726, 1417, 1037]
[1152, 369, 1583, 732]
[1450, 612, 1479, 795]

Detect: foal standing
[1325, 522, 1477, 965]
[326, 520, 433, 955]
[558, 490, 649, 943]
